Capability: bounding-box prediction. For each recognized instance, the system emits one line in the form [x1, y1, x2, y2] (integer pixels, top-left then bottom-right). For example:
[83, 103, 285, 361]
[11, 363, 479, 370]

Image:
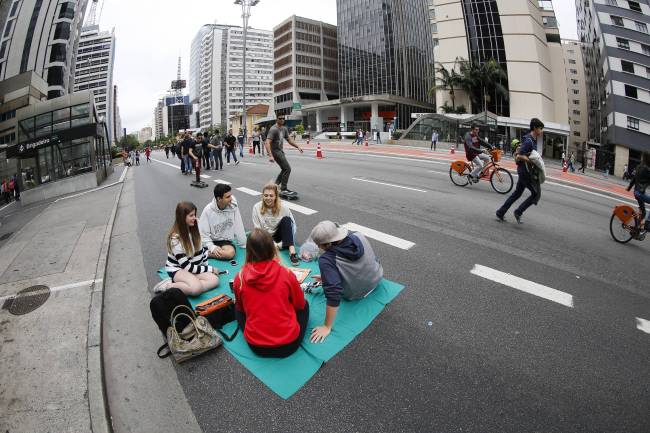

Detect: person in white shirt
[431, 130, 439, 151]
[199, 183, 247, 261]
[252, 182, 300, 266]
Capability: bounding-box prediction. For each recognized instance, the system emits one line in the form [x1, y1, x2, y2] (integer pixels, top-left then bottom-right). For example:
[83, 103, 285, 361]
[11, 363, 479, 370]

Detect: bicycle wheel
[490, 167, 513, 194]
[449, 165, 470, 187]
[609, 213, 634, 243]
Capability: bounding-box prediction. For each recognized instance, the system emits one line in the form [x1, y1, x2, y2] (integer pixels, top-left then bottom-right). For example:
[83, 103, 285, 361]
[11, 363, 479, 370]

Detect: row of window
[610, 14, 648, 33]
[621, 59, 650, 78]
[0, 132, 16, 145]
[75, 65, 109, 76]
[296, 21, 320, 33]
[296, 32, 320, 44]
[296, 66, 321, 77]
[296, 43, 320, 55]
[607, 0, 644, 13]
[0, 109, 16, 122]
[274, 32, 291, 48]
[297, 79, 320, 89]
[615, 36, 650, 55]
[274, 22, 292, 38]
[627, 116, 641, 130]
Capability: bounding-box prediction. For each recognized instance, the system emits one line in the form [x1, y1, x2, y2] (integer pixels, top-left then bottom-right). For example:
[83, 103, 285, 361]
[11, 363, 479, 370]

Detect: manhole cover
[0, 232, 12, 241]
[7, 285, 50, 315]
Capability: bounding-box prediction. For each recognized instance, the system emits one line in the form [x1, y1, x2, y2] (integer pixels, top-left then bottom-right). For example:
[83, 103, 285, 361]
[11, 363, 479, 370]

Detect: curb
[87, 166, 128, 433]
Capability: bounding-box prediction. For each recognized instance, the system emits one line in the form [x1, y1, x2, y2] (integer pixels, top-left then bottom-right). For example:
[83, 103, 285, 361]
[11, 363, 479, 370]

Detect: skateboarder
[265, 115, 303, 197]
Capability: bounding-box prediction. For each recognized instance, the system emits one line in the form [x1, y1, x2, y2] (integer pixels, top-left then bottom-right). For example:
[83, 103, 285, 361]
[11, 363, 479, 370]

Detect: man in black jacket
[224, 129, 239, 165]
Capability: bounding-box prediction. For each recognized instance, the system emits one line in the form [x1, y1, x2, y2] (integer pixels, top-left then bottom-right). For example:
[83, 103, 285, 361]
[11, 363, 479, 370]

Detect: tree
[294, 123, 305, 135]
[119, 134, 139, 149]
[458, 58, 508, 114]
[430, 60, 464, 111]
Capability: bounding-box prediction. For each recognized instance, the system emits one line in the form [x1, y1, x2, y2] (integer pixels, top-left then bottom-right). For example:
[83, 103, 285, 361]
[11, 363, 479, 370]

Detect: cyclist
[464, 124, 493, 183]
[626, 152, 650, 231]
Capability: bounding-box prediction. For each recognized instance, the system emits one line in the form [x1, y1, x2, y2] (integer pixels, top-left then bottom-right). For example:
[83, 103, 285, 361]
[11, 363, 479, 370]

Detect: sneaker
[227, 162, 231, 165]
[496, 211, 505, 222]
[290, 253, 300, 266]
[514, 212, 523, 224]
[283, 189, 297, 196]
[152, 278, 172, 295]
[235, 161, 240, 165]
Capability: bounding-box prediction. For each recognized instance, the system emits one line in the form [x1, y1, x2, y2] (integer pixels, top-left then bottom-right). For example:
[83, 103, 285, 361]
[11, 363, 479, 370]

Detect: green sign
[292, 102, 302, 110]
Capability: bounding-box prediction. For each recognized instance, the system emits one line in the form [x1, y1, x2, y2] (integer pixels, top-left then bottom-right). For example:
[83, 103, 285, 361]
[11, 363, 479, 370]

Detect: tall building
[576, 0, 650, 174]
[112, 84, 122, 145]
[0, 0, 89, 99]
[563, 40, 589, 154]
[429, 0, 568, 123]
[272, 16, 338, 122]
[73, 25, 116, 144]
[189, 24, 273, 130]
[153, 98, 164, 139]
[137, 126, 152, 143]
[302, 0, 435, 133]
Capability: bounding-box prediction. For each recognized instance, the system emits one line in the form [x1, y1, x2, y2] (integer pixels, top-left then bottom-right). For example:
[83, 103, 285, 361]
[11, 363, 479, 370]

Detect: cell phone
[218, 269, 229, 275]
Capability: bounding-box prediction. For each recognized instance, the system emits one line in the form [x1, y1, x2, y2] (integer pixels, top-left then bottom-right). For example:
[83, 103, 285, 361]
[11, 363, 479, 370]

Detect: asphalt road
[133, 149, 649, 433]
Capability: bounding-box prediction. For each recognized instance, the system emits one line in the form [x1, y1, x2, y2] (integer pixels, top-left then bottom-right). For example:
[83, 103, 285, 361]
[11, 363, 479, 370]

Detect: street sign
[292, 102, 302, 110]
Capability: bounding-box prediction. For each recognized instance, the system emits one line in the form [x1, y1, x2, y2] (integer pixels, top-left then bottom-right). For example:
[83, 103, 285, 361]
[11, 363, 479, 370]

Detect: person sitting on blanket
[233, 228, 309, 358]
[309, 221, 383, 343]
[153, 202, 220, 296]
[199, 183, 247, 261]
[252, 182, 300, 266]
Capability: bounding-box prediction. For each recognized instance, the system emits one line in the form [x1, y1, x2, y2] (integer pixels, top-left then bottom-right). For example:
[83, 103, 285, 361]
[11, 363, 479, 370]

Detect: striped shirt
[165, 235, 213, 275]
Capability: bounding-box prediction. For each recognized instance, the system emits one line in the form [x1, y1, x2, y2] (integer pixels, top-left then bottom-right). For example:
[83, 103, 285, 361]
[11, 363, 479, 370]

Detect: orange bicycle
[609, 204, 647, 243]
[449, 149, 513, 194]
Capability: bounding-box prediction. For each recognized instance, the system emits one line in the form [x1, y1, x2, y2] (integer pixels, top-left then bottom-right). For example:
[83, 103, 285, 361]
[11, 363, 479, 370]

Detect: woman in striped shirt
[153, 202, 220, 296]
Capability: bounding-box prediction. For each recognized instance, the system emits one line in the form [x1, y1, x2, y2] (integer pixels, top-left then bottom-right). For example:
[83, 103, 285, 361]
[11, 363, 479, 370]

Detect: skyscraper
[73, 25, 116, 144]
[576, 0, 650, 174]
[189, 24, 273, 130]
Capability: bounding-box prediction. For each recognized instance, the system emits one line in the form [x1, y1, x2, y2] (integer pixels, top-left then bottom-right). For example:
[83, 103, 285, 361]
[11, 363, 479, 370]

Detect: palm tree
[429, 60, 464, 111]
[458, 58, 509, 114]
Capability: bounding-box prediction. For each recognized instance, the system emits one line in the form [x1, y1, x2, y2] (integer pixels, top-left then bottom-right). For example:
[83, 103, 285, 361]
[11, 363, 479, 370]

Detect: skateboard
[280, 192, 299, 201]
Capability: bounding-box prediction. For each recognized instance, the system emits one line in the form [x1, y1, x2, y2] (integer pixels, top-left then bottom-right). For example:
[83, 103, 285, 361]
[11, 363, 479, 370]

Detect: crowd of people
[155, 182, 384, 357]
[1, 175, 20, 204]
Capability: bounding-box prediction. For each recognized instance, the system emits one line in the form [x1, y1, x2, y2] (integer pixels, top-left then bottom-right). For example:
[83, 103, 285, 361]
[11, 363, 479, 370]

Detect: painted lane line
[0, 278, 103, 303]
[342, 222, 415, 250]
[636, 317, 650, 334]
[212, 179, 232, 185]
[470, 264, 574, 308]
[352, 177, 427, 193]
[236, 187, 261, 196]
[0, 202, 15, 213]
[233, 187, 318, 215]
[544, 181, 637, 207]
[200, 174, 210, 179]
[150, 158, 181, 169]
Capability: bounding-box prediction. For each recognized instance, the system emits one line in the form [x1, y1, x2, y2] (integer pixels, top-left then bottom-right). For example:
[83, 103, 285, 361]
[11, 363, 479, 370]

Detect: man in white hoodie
[199, 183, 247, 260]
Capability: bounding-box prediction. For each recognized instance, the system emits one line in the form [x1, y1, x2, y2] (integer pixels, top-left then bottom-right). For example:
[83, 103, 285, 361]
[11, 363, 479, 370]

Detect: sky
[97, 0, 577, 134]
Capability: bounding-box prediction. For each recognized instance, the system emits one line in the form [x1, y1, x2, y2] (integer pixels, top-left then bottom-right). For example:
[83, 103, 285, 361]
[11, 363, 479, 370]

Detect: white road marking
[238, 161, 258, 166]
[352, 177, 427, 193]
[200, 174, 210, 179]
[544, 181, 637, 206]
[150, 158, 180, 169]
[0, 202, 15, 213]
[341, 222, 415, 250]
[636, 317, 650, 334]
[470, 264, 574, 308]
[282, 201, 318, 215]
[212, 179, 232, 185]
[236, 187, 261, 196]
[0, 278, 102, 303]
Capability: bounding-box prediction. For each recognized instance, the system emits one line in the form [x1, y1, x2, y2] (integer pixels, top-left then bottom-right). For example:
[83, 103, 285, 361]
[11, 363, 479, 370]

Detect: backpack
[9, 180, 14, 190]
[150, 288, 192, 337]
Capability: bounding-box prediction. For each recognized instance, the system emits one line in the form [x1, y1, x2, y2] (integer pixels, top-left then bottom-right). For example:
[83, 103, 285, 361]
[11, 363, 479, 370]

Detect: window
[573, 109, 581, 115]
[621, 60, 635, 73]
[628, 1, 642, 12]
[643, 44, 650, 55]
[3, 20, 13, 37]
[49, 43, 66, 62]
[611, 15, 624, 26]
[625, 84, 638, 98]
[0, 41, 7, 59]
[53, 22, 70, 40]
[573, 89, 580, 94]
[9, 1, 19, 17]
[569, 59, 576, 64]
[636, 21, 648, 33]
[617, 37, 630, 49]
[570, 69, 578, 74]
[431, 22, 437, 33]
[627, 116, 640, 130]
[647, 67, 650, 78]
[571, 79, 579, 85]
[573, 99, 580, 104]
[58, 2, 75, 19]
[573, 131, 581, 137]
[607, 0, 617, 5]
[47, 66, 64, 86]
[574, 120, 581, 125]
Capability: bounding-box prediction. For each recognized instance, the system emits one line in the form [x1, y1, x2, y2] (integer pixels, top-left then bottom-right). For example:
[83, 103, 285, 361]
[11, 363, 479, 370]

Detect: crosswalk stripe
[235, 187, 317, 215]
[352, 177, 427, 193]
[341, 222, 415, 250]
[212, 179, 232, 185]
[636, 317, 650, 334]
[236, 187, 261, 196]
[200, 174, 210, 179]
[470, 264, 574, 308]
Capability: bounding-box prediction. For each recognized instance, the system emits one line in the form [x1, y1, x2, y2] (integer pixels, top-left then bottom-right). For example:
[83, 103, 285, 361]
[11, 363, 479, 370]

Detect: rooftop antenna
[171, 56, 186, 105]
[85, 0, 104, 26]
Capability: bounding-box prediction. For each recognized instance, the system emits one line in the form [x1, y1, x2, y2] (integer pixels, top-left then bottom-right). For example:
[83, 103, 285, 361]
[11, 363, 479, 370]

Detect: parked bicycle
[449, 149, 513, 194]
[609, 204, 647, 243]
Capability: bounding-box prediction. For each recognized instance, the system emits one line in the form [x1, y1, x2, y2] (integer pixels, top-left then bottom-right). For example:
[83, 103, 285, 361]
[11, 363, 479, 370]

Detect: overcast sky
[98, 0, 578, 133]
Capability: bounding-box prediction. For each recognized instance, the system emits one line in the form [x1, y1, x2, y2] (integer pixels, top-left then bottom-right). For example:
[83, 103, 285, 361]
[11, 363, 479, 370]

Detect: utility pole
[234, 0, 260, 141]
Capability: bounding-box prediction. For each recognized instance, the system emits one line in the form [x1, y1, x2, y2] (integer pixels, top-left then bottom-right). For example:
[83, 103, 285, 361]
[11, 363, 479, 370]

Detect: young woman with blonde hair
[153, 202, 220, 296]
[252, 182, 300, 266]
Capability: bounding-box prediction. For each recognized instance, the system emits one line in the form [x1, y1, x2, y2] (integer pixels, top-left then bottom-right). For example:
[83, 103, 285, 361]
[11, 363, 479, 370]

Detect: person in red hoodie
[233, 228, 309, 357]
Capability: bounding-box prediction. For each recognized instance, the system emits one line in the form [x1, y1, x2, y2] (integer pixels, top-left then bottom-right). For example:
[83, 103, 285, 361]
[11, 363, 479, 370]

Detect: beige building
[562, 40, 589, 155]
[229, 104, 270, 134]
[429, 0, 569, 126]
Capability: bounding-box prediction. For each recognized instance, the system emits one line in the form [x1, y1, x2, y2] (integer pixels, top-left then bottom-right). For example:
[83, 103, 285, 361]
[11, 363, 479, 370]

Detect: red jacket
[234, 260, 306, 347]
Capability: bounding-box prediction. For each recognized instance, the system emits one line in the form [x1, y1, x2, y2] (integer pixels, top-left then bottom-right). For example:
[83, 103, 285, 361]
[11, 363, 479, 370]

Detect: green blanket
[158, 248, 404, 399]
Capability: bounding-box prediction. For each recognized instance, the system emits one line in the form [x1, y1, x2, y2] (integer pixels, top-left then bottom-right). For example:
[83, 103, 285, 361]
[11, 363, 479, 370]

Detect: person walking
[259, 126, 267, 157]
[265, 115, 304, 196]
[209, 131, 223, 170]
[164, 145, 170, 159]
[252, 128, 262, 156]
[200, 133, 211, 170]
[237, 129, 245, 158]
[181, 133, 194, 175]
[568, 152, 575, 172]
[496, 118, 545, 224]
[431, 130, 439, 151]
[579, 150, 586, 173]
[145, 146, 151, 163]
[135, 150, 140, 166]
[1, 179, 7, 204]
[10, 175, 19, 202]
[375, 129, 382, 144]
[224, 129, 239, 165]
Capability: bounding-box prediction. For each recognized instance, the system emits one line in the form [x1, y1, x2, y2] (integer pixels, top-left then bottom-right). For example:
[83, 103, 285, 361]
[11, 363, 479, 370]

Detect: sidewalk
[295, 139, 635, 201]
[0, 166, 125, 433]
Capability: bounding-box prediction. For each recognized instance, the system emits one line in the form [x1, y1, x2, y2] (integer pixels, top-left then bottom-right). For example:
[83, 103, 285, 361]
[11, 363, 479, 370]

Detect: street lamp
[234, 0, 260, 142]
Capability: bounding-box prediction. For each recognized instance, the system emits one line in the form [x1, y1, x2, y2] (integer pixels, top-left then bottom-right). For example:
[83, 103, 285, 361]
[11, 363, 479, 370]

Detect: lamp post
[234, 0, 259, 142]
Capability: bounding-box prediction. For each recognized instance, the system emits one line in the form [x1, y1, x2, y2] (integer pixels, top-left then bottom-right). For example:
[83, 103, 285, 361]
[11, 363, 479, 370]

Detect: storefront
[5, 91, 112, 203]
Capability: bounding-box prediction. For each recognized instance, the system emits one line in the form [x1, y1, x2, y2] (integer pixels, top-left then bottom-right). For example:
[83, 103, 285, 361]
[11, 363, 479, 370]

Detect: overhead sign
[292, 102, 302, 110]
[16, 135, 60, 155]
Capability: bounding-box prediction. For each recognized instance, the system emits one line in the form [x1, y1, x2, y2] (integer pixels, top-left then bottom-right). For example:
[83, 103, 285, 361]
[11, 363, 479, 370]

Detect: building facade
[189, 24, 273, 130]
[576, 0, 650, 174]
[0, 0, 89, 99]
[272, 15, 338, 123]
[73, 25, 115, 144]
[563, 40, 589, 155]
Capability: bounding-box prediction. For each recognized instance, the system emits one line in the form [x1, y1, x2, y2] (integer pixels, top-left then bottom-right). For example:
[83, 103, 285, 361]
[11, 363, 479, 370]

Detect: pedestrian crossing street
[150, 156, 649, 336]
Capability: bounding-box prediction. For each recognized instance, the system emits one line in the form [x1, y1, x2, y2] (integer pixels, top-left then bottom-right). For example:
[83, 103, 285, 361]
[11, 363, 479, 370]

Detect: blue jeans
[225, 147, 238, 163]
[497, 175, 539, 218]
[635, 190, 650, 220]
[183, 155, 192, 173]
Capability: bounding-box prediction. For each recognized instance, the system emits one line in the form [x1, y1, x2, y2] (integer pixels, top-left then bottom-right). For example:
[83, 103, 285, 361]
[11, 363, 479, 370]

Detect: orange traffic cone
[364, 138, 369, 147]
[450, 144, 455, 154]
[316, 143, 324, 159]
[249, 142, 253, 155]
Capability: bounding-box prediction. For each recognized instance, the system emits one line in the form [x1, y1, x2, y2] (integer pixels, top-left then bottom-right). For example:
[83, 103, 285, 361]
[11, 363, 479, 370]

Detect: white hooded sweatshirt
[199, 196, 247, 252]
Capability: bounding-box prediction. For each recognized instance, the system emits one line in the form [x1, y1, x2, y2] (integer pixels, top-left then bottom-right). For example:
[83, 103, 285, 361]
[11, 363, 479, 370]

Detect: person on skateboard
[264, 115, 303, 197]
